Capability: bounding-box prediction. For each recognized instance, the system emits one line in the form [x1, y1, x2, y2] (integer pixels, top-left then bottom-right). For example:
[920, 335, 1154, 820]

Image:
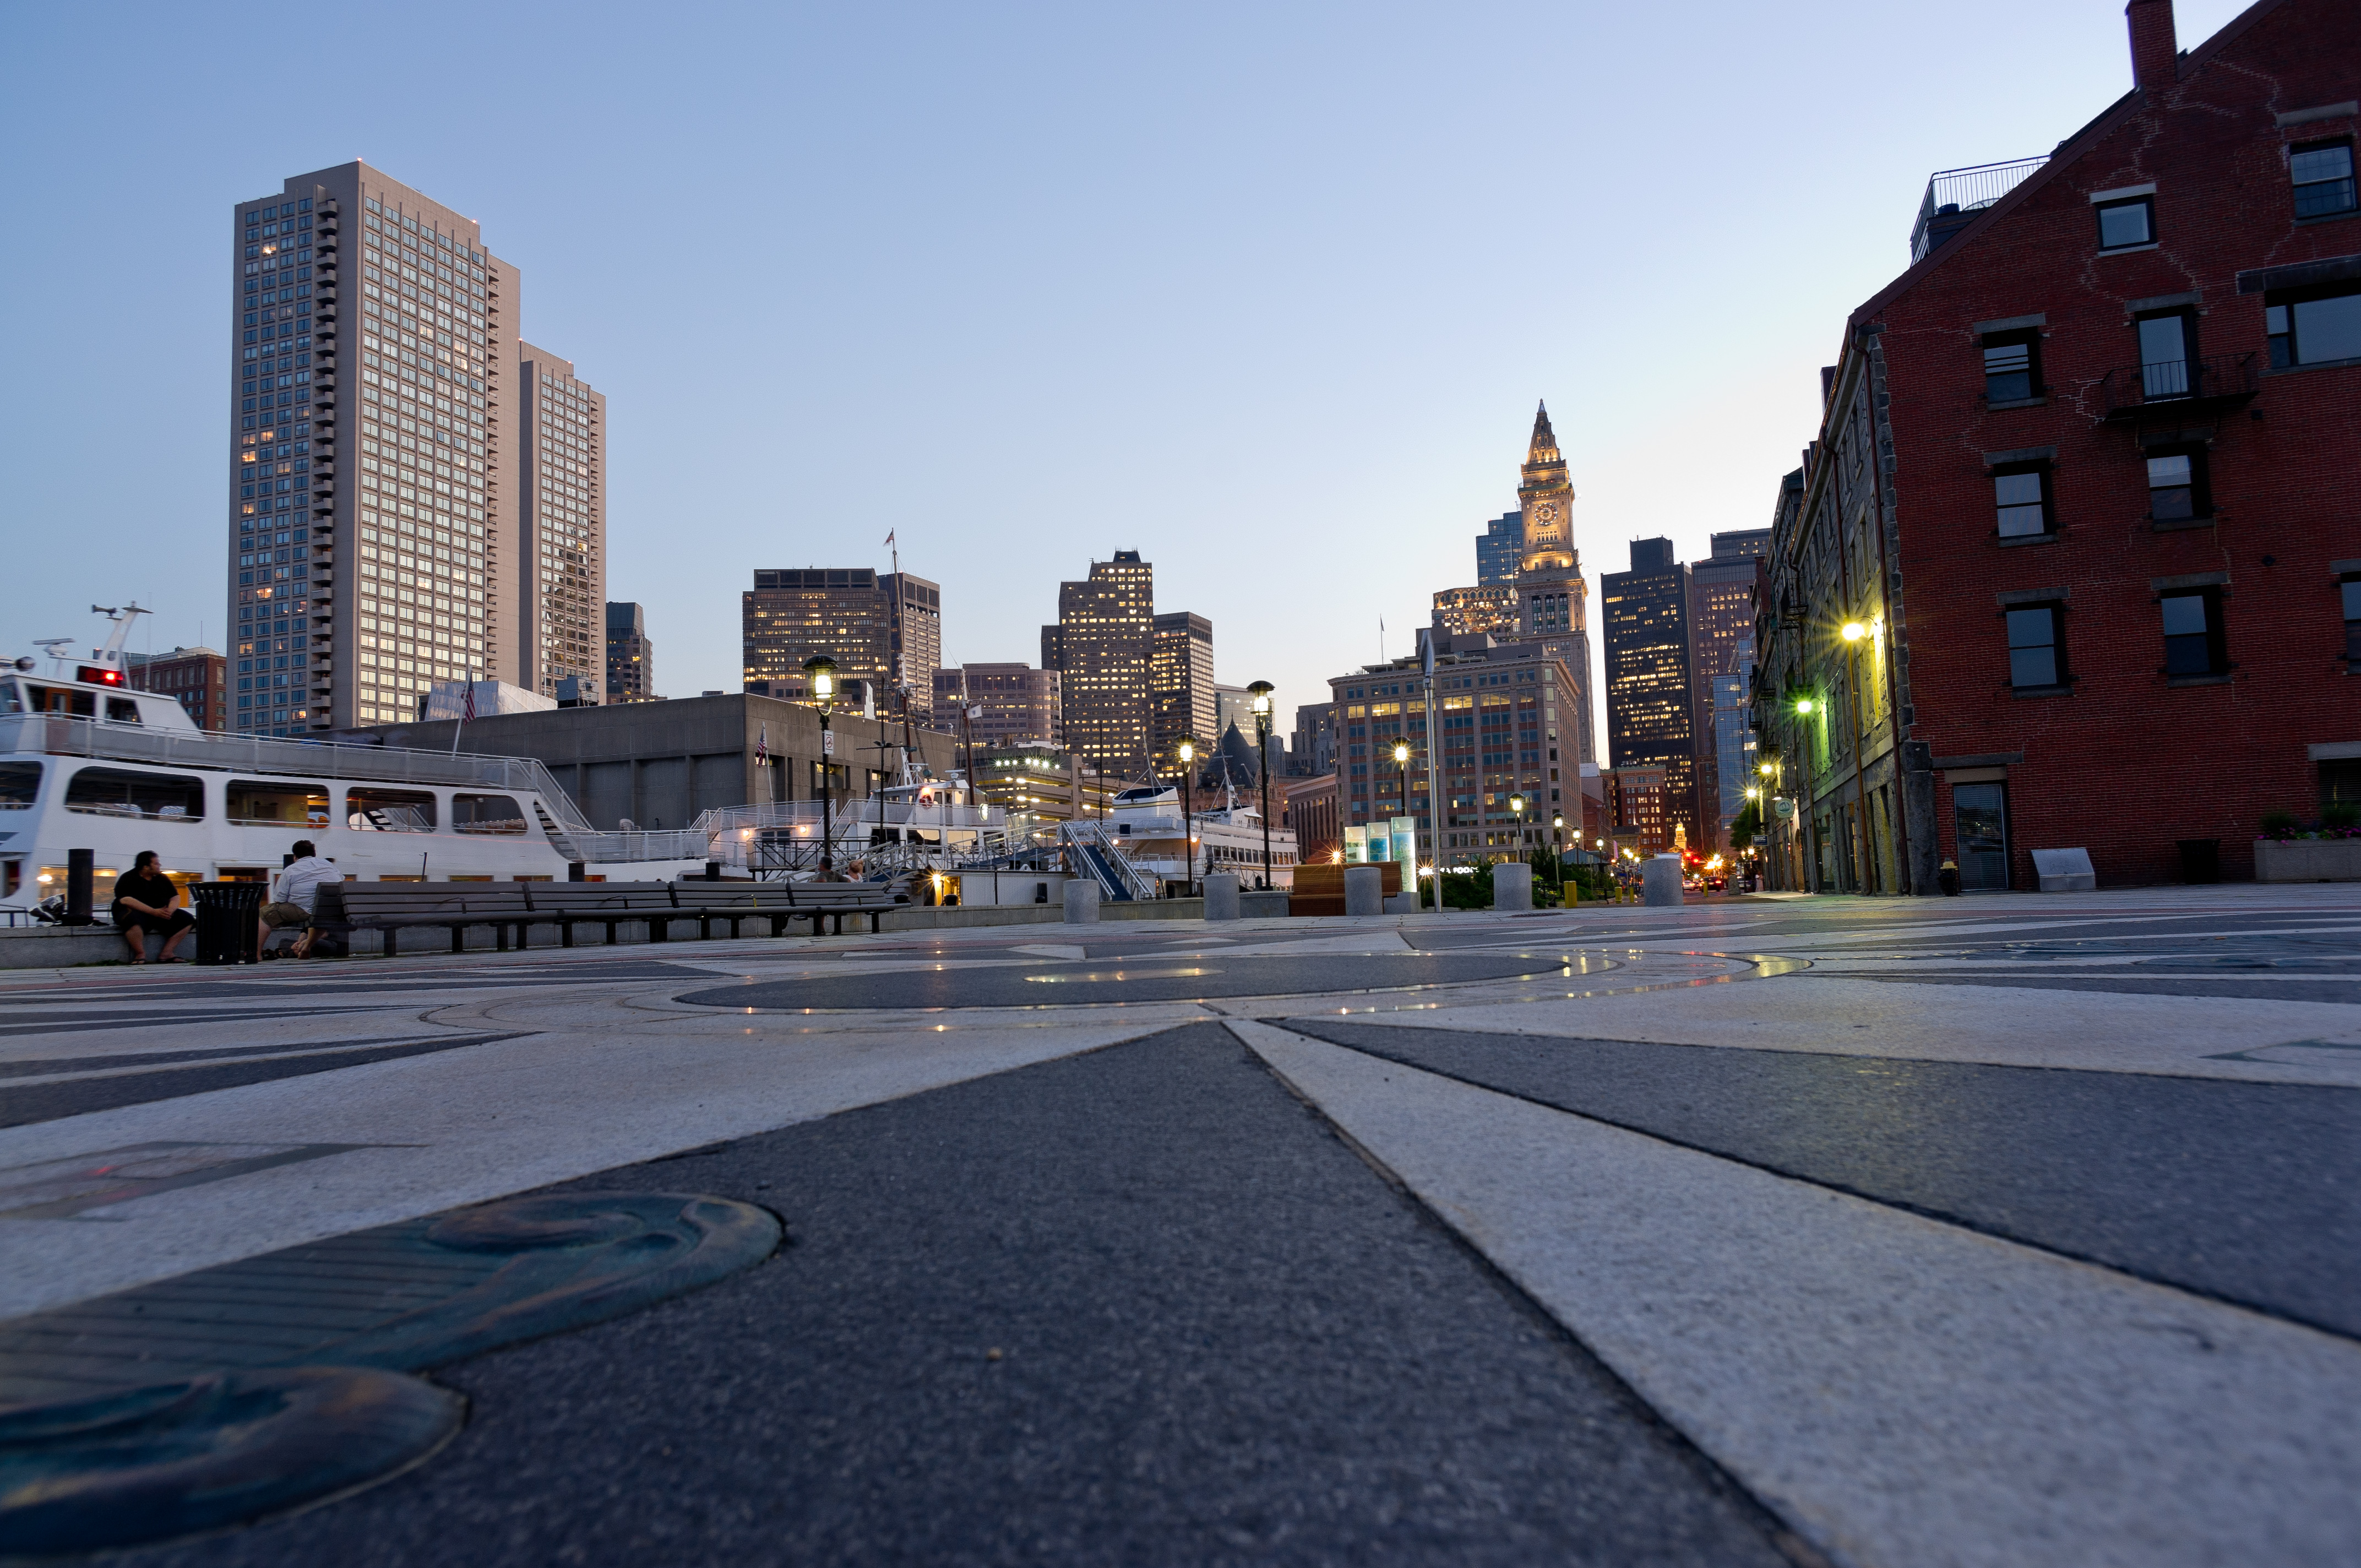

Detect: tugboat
[1, 605, 709, 917]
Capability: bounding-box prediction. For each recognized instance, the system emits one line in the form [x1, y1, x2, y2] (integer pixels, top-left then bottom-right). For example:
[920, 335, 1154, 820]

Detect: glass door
[1953, 782, 2010, 891]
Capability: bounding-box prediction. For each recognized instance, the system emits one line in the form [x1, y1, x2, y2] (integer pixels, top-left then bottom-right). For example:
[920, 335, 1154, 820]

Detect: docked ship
[1087, 783, 1298, 894]
[2, 608, 709, 915]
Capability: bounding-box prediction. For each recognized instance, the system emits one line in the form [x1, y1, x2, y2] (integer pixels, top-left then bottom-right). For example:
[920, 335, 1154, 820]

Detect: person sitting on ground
[113, 851, 194, 964]
[259, 840, 339, 959]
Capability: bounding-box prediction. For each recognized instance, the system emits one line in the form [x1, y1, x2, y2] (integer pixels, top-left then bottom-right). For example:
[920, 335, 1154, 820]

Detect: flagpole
[449, 672, 474, 756]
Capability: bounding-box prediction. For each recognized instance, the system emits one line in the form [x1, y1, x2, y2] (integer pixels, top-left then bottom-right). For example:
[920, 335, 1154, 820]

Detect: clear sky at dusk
[2, 1, 2251, 755]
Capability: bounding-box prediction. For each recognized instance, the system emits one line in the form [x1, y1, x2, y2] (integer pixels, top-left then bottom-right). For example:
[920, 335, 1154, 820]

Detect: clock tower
[1517, 402, 1576, 571]
[1509, 402, 1596, 764]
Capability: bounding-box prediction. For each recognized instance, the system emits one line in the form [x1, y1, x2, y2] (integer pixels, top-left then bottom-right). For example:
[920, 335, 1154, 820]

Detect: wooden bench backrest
[524, 884, 678, 911]
[780, 883, 899, 907]
[340, 885, 534, 919]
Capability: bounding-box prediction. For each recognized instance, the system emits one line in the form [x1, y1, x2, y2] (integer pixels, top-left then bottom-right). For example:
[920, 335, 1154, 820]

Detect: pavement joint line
[1255, 1014, 2361, 1348]
[1216, 1016, 1840, 1568]
[1223, 1015, 2361, 1567]
[0, 1032, 543, 1092]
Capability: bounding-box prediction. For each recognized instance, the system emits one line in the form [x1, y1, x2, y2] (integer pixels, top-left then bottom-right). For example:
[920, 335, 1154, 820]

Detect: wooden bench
[766, 880, 904, 936]
[310, 877, 908, 956]
[318, 883, 539, 956]
[663, 883, 804, 940]
[520, 883, 688, 946]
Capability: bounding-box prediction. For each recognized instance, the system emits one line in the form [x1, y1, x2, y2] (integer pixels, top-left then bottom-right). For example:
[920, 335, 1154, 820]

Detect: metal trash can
[2177, 838, 2221, 885]
[191, 881, 266, 966]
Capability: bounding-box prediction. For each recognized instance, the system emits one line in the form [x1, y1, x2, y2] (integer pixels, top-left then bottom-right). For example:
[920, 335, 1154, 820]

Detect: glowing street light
[1177, 736, 1200, 896]
[1840, 620, 1868, 643]
[1248, 680, 1275, 890]
[804, 655, 839, 878]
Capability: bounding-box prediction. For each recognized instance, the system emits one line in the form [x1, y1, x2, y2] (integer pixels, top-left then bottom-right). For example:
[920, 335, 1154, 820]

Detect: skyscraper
[605, 601, 655, 703]
[520, 346, 605, 701]
[882, 573, 943, 724]
[1687, 527, 1770, 846]
[1510, 405, 1597, 766]
[1475, 511, 1521, 586]
[1151, 610, 1215, 771]
[744, 569, 889, 699]
[1051, 552, 1155, 777]
[1602, 537, 1702, 850]
[227, 162, 510, 736]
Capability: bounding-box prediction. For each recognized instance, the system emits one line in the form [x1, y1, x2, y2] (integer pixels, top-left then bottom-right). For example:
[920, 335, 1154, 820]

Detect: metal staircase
[1059, 820, 1156, 902]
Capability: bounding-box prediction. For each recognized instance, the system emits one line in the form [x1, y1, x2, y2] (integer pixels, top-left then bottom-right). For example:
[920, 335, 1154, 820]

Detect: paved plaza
[3, 889, 2359, 1565]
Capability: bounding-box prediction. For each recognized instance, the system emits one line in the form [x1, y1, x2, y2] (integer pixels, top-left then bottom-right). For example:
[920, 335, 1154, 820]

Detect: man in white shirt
[259, 840, 338, 959]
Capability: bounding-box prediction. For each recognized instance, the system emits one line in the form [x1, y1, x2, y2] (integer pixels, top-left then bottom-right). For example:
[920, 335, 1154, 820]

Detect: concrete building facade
[1755, 0, 2361, 891]
[935, 663, 1061, 750]
[370, 693, 960, 832]
[518, 345, 605, 703]
[228, 162, 510, 738]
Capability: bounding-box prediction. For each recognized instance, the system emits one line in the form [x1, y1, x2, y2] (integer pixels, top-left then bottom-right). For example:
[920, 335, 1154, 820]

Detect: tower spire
[1528, 400, 1559, 463]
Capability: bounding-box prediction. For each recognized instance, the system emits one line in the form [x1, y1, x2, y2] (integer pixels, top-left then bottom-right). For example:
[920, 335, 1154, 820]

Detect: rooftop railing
[1911, 157, 2049, 262]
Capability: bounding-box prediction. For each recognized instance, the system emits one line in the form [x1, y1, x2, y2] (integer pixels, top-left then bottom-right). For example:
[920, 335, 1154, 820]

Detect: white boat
[697, 757, 1011, 879]
[2, 607, 708, 916]
[1097, 782, 1298, 892]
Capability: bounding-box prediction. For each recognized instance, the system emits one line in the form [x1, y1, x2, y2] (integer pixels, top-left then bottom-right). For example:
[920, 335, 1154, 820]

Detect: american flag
[461, 680, 476, 722]
[755, 723, 769, 765]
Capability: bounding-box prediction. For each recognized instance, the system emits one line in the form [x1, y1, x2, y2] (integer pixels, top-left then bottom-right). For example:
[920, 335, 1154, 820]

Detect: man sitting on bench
[259, 840, 339, 959]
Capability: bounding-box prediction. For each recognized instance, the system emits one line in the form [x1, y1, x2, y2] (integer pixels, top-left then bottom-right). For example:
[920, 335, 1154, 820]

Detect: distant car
[1706, 875, 1728, 892]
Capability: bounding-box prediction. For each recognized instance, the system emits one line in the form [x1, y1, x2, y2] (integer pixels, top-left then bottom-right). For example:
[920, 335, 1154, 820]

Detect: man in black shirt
[114, 851, 194, 963]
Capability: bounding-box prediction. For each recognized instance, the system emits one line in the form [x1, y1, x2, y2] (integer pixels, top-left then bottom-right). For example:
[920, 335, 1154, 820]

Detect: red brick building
[1756, 0, 2361, 890]
[126, 646, 231, 732]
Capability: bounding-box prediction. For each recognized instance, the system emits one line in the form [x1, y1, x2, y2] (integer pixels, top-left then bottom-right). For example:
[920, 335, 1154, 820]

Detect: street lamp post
[1509, 791, 1527, 866]
[1177, 737, 1198, 897]
[804, 656, 837, 879]
[1249, 680, 1275, 890]
[1393, 738, 1413, 906]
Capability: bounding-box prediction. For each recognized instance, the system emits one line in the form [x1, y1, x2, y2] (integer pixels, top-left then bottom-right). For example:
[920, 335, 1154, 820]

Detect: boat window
[228, 780, 330, 827]
[106, 698, 143, 725]
[63, 766, 205, 821]
[346, 786, 437, 832]
[453, 793, 529, 835]
[0, 762, 41, 808]
[26, 685, 96, 717]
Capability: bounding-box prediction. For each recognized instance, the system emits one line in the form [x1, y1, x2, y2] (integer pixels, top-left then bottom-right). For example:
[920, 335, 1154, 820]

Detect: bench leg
[810, 913, 825, 938]
[450, 925, 464, 955]
[561, 920, 573, 949]
[606, 920, 619, 946]
[869, 912, 883, 933]
[385, 927, 399, 958]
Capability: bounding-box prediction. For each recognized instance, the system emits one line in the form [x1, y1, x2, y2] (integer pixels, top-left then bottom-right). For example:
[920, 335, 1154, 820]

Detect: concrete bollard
[1383, 892, 1418, 913]
[1343, 864, 1384, 916]
[1203, 873, 1241, 921]
[1063, 880, 1101, 923]
[1642, 854, 1685, 906]
[1492, 863, 1533, 911]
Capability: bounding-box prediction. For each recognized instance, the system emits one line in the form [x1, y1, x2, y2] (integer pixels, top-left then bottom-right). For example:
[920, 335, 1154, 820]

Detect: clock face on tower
[1532, 502, 1559, 527]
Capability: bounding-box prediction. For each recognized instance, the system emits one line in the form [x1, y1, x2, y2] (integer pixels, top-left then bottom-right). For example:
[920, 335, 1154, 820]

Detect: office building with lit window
[520, 346, 606, 702]
[1043, 552, 1155, 778]
[227, 162, 513, 737]
[605, 601, 656, 703]
[1150, 610, 1214, 771]
[1602, 537, 1704, 850]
